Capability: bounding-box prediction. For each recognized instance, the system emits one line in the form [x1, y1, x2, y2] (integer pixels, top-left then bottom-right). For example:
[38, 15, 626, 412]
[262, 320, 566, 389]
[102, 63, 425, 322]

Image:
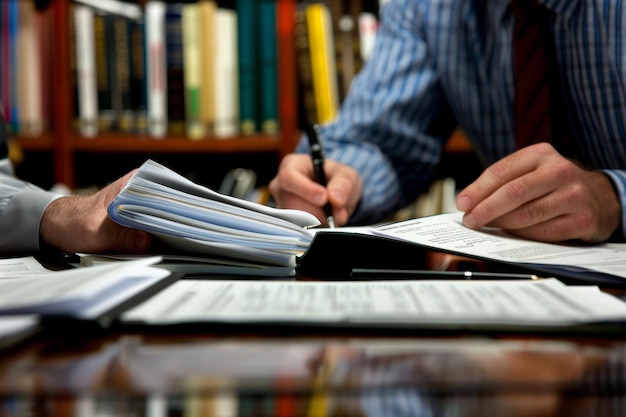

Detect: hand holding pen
[306, 123, 336, 228]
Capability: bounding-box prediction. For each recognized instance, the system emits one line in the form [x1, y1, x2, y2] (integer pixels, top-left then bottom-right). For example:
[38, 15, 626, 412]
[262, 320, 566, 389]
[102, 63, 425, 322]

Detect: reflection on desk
[0, 334, 625, 416]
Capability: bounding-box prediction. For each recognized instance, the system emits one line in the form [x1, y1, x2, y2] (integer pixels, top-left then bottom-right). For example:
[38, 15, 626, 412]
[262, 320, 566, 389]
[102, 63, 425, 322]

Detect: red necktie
[512, 0, 554, 149]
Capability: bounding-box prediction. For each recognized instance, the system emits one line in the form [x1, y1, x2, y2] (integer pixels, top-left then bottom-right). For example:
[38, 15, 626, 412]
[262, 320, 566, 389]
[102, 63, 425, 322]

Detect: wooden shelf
[12, 135, 55, 151]
[69, 134, 283, 153]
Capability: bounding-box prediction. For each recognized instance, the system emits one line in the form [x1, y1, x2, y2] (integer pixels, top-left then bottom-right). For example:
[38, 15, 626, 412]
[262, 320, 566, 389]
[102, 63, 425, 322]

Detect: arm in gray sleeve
[0, 158, 63, 255]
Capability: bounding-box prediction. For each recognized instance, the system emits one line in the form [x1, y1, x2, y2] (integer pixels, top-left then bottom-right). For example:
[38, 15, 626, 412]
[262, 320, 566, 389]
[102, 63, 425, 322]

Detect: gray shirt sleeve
[0, 158, 63, 255]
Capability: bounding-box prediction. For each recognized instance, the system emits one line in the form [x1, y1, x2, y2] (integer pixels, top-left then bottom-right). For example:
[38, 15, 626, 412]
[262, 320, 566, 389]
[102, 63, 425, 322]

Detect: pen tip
[327, 217, 336, 229]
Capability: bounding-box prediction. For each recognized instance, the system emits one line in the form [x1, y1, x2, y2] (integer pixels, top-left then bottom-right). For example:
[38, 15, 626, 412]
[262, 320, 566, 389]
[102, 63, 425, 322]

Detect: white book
[145, 1, 167, 138]
[182, 3, 205, 139]
[358, 12, 378, 62]
[73, 4, 98, 137]
[213, 8, 239, 138]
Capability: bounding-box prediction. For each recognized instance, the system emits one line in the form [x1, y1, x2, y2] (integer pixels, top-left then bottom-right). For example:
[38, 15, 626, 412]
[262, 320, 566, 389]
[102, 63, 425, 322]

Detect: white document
[372, 212, 626, 285]
[0, 256, 51, 277]
[121, 278, 626, 327]
[0, 257, 170, 320]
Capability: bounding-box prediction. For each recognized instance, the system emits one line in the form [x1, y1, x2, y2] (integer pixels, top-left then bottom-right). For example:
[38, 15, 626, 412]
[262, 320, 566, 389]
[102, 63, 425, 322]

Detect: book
[73, 4, 98, 137]
[294, 3, 317, 127]
[93, 10, 115, 133]
[182, 3, 205, 139]
[129, 15, 148, 134]
[236, 0, 258, 134]
[16, 0, 44, 136]
[107, 159, 320, 275]
[213, 7, 239, 138]
[257, 0, 279, 134]
[111, 14, 135, 133]
[165, 3, 186, 136]
[328, 0, 363, 102]
[198, 0, 217, 136]
[305, 2, 339, 124]
[145, 1, 167, 138]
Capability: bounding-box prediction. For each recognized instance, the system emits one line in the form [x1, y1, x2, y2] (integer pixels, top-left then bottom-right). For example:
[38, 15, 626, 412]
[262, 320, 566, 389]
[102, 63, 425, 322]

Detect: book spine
[182, 3, 205, 140]
[257, 0, 278, 134]
[8, 0, 19, 133]
[294, 4, 317, 127]
[198, 0, 216, 136]
[113, 15, 135, 133]
[130, 17, 148, 134]
[68, 3, 79, 134]
[358, 11, 379, 62]
[236, 0, 257, 134]
[165, 3, 186, 136]
[213, 7, 238, 138]
[306, 3, 339, 124]
[73, 4, 98, 137]
[17, 0, 43, 136]
[37, 2, 53, 135]
[94, 11, 114, 133]
[145, 1, 167, 138]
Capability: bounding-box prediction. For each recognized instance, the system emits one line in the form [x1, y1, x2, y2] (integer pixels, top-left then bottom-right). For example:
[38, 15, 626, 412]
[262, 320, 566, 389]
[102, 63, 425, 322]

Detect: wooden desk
[1, 319, 625, 416]
[1, 251, 625, 416]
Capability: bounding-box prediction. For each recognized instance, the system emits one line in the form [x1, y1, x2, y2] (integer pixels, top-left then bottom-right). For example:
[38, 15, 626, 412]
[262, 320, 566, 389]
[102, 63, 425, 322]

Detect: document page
[372, 212, 626, 284]
[0, 256, 51, 277]
[0, 257, 170, 319]
[121, 278, 626, 327]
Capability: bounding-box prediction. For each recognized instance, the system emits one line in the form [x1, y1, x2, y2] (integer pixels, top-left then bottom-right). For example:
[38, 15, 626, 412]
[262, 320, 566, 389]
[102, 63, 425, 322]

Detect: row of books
[71, 0, 281, 140]
[296, 0, 381, 127]
[0, 0, 52, 137]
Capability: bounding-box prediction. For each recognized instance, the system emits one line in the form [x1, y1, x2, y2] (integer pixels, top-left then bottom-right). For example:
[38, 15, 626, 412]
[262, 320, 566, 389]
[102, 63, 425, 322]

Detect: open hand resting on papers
[269, 153, 362, 227]
[40, 170, 151, 254]
[456, 143, 621, 243]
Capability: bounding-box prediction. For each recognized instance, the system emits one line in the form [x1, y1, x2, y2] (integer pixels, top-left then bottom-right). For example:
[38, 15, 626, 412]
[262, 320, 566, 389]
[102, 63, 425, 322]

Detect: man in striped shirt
[0, 109, 150, 255]
[270, 0, 626, 243]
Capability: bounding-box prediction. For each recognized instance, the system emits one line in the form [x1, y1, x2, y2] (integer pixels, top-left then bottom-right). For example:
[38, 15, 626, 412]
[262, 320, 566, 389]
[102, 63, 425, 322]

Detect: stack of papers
[107, 160, 321, 276]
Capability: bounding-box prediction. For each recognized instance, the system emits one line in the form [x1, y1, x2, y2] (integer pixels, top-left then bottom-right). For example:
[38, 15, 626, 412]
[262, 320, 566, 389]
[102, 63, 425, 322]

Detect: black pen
[350, 268, 542, 280]
[306, 123, 335, 228]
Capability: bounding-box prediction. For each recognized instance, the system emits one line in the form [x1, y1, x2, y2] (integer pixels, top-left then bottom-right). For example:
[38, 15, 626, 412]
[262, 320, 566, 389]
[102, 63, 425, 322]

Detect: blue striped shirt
[297, 0, 626, 238]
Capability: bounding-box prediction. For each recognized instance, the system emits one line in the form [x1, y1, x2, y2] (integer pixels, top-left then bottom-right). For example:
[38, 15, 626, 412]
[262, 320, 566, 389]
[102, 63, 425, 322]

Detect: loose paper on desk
[372, 212, 626, 285]
[0, 256, 169, 319]
[0, 256, 51, 277]
[121, 278, 626, 328]
[107, 160, 320, 275]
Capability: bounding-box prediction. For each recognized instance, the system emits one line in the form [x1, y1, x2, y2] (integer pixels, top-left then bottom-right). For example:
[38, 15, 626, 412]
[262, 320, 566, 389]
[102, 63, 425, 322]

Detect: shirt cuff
[601, 169, 626, 240]
[0, 189, 63, 255]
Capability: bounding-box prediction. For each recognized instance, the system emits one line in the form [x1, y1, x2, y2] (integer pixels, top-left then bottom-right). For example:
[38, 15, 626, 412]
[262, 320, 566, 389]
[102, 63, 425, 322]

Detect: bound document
[107, 160, 321, 276]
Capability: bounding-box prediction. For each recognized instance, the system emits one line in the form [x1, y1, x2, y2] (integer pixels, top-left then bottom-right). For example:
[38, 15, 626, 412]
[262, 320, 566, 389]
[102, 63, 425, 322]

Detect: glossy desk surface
[1, 254, 625, 417]
[1, 326, 626, 416]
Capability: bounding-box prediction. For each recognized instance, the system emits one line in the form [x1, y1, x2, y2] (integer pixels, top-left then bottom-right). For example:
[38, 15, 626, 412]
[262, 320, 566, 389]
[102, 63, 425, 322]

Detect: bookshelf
[11, 0, 299, 190]
[10, 0, 471, 191]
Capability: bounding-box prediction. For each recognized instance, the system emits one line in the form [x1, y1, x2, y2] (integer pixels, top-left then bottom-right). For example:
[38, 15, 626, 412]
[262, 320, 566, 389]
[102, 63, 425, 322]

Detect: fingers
[269, 154, 362, 226]
[457, 143, 563, 230]
[456, 142, 621, 243]
[40, 170, 151, 254]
